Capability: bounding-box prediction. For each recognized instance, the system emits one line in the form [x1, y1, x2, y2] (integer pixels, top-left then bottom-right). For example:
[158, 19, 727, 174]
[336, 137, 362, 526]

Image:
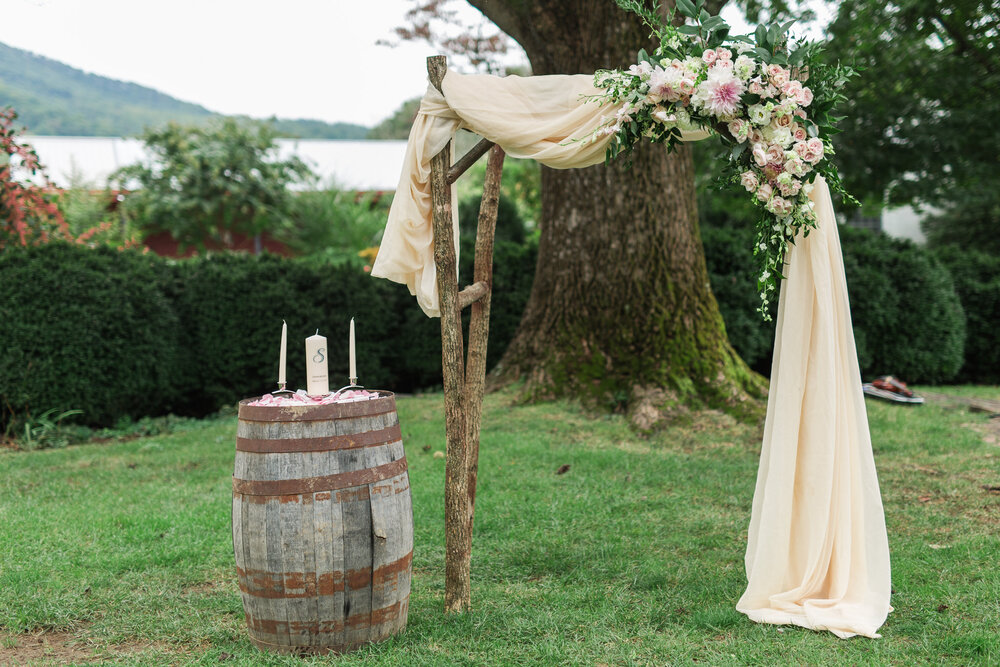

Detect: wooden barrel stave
[232, 394, 412, 655]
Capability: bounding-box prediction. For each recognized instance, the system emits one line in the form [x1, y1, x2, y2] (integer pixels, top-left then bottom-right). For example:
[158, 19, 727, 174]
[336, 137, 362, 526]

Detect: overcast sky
[1, 0, 831, 128]
[1, 0, 498, 127]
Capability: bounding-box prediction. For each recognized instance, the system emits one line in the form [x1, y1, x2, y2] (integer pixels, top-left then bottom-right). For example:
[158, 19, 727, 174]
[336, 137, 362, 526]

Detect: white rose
[748, 104, 772, 126]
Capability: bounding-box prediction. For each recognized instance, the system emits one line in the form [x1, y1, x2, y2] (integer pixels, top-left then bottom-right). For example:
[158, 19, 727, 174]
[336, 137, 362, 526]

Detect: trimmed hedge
[934, 247, 1000, 383]
[0, 224, 978, 430]
[703, 224, 966, 384]
[0, 245, 182, 427]
[0, 241, 538, 430]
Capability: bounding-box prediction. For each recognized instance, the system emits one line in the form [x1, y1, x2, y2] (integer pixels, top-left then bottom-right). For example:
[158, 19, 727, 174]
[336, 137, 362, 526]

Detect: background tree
[367, 97, 423, 139]
[114, 118, 313, 251]
[822, 0, 999, 251]
[447, 0, 765, 426]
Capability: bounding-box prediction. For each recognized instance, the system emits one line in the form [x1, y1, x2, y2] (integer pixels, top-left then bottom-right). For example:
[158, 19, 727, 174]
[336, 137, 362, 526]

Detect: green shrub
[702, 225, 966, 383]
[0, 243, 182, 429]
[839, 226, 965, 383]
[934, 247, 1000, 383]
[701, 226, 776, 375]
[0, 237, 537, 431]
[170, 252, 410, 414]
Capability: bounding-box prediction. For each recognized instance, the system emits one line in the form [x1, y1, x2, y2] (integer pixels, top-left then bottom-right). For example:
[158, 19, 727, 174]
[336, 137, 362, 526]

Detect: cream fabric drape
[371, 70, 706, 316]
[735, 179, 892, 638]
[371, 68, 892, 639]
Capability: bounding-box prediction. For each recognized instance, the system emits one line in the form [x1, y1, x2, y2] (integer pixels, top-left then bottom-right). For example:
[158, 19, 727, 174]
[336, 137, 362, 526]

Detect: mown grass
[1, 387, 998, 665]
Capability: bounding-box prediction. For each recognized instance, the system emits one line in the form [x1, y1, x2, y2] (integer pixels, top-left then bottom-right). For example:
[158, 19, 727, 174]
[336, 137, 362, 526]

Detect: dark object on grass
[862, 376, 925, 404]
[555, 464, 571, 475]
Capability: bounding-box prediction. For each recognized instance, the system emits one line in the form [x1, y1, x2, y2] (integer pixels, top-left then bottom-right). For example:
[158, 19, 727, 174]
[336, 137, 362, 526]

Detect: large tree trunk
[470, 0, 765, 426]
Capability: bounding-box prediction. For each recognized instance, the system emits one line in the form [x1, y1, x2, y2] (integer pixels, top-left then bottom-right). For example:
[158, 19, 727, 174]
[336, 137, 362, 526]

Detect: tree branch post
[427, 55, 504, 614]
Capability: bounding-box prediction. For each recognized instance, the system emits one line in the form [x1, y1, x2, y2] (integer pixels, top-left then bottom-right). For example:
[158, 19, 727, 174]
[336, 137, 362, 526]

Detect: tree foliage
[367, 97, 422, 139]
[114, 118, 314, 250]
[824, 0, 999, 212]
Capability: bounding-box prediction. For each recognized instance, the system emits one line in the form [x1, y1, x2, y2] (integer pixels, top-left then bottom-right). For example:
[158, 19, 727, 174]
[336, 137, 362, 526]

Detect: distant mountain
[0, 41, 370, 139]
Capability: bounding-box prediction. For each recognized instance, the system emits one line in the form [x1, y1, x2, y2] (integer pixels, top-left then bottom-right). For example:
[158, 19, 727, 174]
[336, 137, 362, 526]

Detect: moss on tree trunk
[472, 0, 767, 427]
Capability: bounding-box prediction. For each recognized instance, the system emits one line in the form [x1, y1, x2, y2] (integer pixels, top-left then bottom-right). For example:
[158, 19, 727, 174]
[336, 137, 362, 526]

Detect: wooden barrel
[232, 392, 413, 655]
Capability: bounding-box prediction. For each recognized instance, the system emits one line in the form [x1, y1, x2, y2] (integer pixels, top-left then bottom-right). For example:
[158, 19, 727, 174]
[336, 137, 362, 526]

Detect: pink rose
[778, 179, 802, 197]
[740, 171, 759, 192]
[792, 125, 807, 142]
[750, 129, 765, 144]
[702, 49, 717, 65]
[806, 137, 823, 161]
[794, 108, 807, 119]
[728, 119, 748, 142]
[679, 79, 695, 95]
[774, 113, 793, 129]
[716, 48, 732, 61]
[752, 144, 768, 167]
[749, 81, 764, 95]
[800, 86, 814, 106]
[794, 141, 811, 160]
[768, 64, 790, 88]
[782, 81, 802, 99]
[766, 195, 793, 216]
[756, 182, 773, 203]
[766, 144, 785, 164]
[785, 155, 807, 177]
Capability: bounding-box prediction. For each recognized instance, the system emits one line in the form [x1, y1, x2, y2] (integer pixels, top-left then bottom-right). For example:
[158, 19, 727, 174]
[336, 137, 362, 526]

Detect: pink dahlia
[696, 68, 745, 118]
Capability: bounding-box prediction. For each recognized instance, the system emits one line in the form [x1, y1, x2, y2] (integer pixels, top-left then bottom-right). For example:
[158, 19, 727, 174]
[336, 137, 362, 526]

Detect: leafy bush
[0, 239, 539, 432]
[279, 189, 390, 262]
[839, 226, 965, 383]
[703, 225, 966, 383]
[702, 226, 776, 375]
[934, 247, 1000, 383]
[0, 243, 183, 429]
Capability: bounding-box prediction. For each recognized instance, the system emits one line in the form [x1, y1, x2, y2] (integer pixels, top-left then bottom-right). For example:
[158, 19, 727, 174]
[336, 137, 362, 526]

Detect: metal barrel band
[232, 457, 408, 496]
[236, 423, 402, 453]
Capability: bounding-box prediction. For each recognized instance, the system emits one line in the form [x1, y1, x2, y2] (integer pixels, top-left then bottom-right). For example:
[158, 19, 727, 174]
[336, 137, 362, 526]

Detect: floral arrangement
[591, 0, 857, 318]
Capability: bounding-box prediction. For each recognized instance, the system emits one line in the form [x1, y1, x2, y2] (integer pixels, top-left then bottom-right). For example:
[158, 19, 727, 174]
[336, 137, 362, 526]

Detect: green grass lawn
[1, 387, 998, 666]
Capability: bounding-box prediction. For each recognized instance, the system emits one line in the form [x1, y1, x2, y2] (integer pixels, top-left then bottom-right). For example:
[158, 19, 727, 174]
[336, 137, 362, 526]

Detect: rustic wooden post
[426, 55, 505, 613]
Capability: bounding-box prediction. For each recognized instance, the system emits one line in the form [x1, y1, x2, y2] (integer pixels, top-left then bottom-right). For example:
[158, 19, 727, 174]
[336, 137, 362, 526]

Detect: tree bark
[468, 0, 766, 426]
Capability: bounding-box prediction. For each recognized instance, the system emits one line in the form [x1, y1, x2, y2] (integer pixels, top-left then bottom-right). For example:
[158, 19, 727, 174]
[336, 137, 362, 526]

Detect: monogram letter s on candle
[305, 330, 329, 396]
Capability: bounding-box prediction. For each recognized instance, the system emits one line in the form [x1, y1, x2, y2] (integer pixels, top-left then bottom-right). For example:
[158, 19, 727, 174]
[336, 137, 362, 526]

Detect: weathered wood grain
[232, 395, 411, 654]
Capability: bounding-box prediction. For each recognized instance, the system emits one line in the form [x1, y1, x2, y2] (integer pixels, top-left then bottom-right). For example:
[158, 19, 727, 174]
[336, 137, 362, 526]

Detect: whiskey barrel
[232, 392, 413, 655]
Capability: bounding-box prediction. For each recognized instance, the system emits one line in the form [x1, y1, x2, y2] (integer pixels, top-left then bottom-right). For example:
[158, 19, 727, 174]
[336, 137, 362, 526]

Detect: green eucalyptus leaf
[678, 24, 701, 35]
[755, 24, 767, 45]
[699, 9, 711, 23]
[676, 0, 696, 18]
[702, 16, 726, 31]
[767, 24, 780, 45]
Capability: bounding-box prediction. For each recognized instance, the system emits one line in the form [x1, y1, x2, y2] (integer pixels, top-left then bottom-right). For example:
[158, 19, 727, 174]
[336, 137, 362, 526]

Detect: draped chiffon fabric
[736, 180, 892, 638]
[371, 68, 892, 639]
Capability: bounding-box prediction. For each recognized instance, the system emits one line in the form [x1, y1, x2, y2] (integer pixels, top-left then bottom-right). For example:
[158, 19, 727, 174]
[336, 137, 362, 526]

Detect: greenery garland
[593, 0, 858, 319]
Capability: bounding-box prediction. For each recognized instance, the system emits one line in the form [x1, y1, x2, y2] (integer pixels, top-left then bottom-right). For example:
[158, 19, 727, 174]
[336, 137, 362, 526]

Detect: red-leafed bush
[0, 107, 73, 248]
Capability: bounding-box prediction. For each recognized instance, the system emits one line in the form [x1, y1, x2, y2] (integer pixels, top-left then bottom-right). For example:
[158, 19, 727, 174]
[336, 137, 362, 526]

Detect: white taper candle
[278, 320, 287, 386]
[349, 317, 357, 383]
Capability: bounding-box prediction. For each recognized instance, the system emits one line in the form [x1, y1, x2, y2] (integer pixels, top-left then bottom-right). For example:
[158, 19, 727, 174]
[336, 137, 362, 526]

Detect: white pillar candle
[349, 317, 357, 383]
[278, 320, 287, 387]
[305, 330, 329, 396]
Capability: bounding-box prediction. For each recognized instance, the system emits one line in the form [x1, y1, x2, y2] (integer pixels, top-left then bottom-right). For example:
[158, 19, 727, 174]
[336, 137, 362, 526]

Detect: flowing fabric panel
[370, 67, 892, 639]
[371, 69, 705, 316]
[735, 178, 892, 638]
